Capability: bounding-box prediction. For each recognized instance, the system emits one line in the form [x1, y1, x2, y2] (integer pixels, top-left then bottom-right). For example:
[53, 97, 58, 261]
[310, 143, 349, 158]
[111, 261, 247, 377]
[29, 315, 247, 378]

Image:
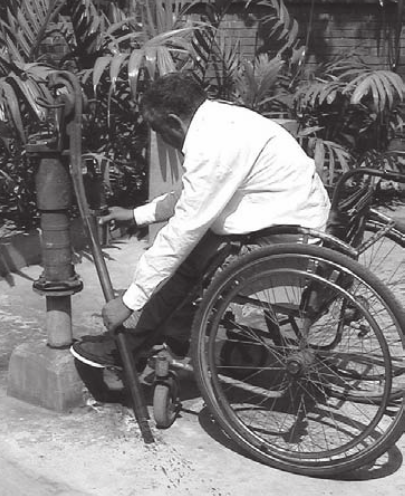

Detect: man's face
[149, 114, 186, 151]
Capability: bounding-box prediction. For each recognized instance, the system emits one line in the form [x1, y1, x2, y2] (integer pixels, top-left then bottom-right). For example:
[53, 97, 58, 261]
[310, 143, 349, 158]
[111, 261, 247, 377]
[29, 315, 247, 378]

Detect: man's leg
[133, 230, 230, 355]
[71, 230, 230, 367]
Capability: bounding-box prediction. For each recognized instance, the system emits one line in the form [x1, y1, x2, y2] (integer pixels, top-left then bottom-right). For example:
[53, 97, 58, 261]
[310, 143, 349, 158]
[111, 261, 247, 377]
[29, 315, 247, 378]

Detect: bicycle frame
[331, 167, 405, 211]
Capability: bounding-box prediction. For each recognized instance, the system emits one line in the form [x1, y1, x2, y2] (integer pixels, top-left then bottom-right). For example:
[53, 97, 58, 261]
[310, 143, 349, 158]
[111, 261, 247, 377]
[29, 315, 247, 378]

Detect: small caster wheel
[153, 372, 180, 429]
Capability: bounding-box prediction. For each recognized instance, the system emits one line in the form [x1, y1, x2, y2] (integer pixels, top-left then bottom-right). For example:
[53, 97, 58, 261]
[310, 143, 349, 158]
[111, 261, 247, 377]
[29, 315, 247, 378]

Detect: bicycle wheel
[360, 210, 405, 298]
[359, 210, 405, 399]
[191, 243, 405, 477]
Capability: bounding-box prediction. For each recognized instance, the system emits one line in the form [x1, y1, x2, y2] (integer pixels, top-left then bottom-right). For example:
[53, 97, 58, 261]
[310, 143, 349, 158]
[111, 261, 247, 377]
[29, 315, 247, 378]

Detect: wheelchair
[148, 221, 405, 477]
[76, 152, 405, 476]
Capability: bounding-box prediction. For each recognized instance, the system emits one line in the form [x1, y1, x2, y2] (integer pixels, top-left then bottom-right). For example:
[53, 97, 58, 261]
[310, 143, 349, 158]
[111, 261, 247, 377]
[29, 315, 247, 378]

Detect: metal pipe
[46, 296, 72, 348]
[33, 152, 82, 348]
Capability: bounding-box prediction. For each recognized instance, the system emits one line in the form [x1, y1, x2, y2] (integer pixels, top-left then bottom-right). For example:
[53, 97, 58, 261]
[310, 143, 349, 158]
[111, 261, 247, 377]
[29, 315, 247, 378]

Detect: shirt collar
[182, 100, 211, 154]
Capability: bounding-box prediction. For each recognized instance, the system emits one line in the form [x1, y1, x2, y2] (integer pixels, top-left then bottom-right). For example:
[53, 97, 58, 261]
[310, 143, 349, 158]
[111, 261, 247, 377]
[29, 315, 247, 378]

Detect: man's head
[140, 72, 207, 150]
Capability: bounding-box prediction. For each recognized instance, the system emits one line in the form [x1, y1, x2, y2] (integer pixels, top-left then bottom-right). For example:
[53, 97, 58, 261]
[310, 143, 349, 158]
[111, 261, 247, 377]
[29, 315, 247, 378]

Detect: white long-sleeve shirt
[123, 100, 331, 311]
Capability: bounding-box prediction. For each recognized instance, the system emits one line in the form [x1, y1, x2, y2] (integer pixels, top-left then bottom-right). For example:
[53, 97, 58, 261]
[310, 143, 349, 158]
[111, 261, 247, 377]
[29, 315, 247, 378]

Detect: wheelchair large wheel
[191, 243, 405, 477]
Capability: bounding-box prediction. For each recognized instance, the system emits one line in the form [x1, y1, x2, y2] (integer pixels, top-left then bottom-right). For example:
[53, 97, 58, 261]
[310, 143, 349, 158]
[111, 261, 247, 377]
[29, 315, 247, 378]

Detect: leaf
[156, 46, 176, 74]
[372, 73, 387, 112]
[93, 55, 112, 93]
[287, 19, 298, 48]
[383, 71, 405, 99]
[350, 70, 405, 112]
[16, 11, 35, 56]
[5, 36, 24, 64]
[298, 125, 324, 137]
[0, 79, 25, 142]
[145, 26, 195, 47]
[109, 52, 127, 91]
[379, 72, 394, 109]
[332, 144, 352, 171]
[314, 139, 325, 170]
[7, 74, 44, 119]
[20, 2, 40, 34]
[128, 49, 144, 99]
[144, 45, 157, 80]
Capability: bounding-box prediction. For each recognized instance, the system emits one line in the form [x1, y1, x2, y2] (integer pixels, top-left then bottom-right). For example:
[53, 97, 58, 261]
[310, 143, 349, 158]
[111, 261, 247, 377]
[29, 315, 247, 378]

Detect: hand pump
[49, 71, 154, 444]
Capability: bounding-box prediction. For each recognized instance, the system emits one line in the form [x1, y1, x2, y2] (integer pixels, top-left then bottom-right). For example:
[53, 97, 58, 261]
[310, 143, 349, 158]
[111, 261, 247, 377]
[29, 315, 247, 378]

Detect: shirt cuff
[133, 203, 157, 226]
[122, 283, 145, 311]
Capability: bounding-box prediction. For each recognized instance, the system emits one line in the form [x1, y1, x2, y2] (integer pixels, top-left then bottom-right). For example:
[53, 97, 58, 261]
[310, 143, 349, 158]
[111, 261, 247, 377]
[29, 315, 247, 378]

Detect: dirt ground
[1, 235, 405, 496]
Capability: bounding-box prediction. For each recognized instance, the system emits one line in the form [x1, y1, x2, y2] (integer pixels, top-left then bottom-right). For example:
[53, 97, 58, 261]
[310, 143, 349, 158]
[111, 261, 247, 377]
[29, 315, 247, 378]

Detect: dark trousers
[131, 230, 303, 354]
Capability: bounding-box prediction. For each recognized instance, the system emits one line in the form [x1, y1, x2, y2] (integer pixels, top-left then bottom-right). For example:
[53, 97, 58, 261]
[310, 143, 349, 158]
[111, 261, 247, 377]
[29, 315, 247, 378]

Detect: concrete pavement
[1, 234, 405, 495]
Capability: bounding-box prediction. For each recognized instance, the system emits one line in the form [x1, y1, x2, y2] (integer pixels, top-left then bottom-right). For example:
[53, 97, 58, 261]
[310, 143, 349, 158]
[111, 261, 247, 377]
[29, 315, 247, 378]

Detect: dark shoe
[71, 332, 150, 371]
[70, 333, 121, 368]
[164, 337, 189, 358]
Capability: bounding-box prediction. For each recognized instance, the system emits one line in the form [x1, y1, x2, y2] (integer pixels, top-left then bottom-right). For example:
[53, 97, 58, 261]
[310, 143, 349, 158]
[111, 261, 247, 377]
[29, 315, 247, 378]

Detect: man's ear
[167, 113, 188, 134]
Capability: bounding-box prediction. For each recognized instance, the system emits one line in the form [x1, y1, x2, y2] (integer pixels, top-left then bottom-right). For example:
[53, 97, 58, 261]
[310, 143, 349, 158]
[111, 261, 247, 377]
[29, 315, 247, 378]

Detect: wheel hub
[286, 350, 316, 376]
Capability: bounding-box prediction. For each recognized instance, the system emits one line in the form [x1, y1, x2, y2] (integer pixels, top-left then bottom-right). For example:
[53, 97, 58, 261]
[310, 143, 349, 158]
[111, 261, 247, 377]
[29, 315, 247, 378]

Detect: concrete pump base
[7, 341, 84, 412]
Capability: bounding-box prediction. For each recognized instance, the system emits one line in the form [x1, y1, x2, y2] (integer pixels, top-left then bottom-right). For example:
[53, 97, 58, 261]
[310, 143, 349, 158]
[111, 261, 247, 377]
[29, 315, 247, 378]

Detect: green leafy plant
[89, 0, 197, 99]
[0, 0, 66, 229]
[191, 1, 405, 187]
[2, 0, 405, 231]
[294, 57, 405, 184]
[0, 0, 200, 230]
[234, 53, 284, 113]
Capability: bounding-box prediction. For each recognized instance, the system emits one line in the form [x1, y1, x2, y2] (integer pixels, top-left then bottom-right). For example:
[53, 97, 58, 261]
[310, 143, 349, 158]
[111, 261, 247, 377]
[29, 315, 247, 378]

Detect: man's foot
[71, 332, 150, 371]
[70, 333, 121, 368]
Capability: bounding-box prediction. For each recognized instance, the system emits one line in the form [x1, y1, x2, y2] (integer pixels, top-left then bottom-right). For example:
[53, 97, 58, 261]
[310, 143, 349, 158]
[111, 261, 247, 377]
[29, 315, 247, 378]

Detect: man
[71, 72, 330, 368]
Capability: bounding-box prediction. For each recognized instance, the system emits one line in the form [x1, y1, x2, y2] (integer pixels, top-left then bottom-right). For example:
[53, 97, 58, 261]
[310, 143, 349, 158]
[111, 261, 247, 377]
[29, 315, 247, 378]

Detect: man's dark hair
[140, 72, 207, 124]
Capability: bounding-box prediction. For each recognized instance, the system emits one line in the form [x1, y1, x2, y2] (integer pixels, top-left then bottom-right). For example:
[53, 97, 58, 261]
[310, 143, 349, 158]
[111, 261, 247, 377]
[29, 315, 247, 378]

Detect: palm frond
[311, 139, 352, 185]
[347, 70, 405, 112]
[247, 0, 300, 55]
[64, 0, 108, 65]
[235, 54, 284, 110]
[297, 80, 341, 109]
[93, 24, 196, 98]
[0, 0, 64, 62]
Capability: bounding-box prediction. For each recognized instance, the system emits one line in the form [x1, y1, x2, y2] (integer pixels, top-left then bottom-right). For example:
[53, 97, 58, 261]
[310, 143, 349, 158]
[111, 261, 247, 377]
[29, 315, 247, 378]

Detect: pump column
[7, 132, 85, 412]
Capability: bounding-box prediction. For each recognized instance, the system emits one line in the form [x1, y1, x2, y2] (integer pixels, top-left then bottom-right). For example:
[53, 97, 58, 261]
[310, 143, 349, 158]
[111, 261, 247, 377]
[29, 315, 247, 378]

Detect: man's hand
[102, 296, 136, 332]
[99, 207, 136, 227]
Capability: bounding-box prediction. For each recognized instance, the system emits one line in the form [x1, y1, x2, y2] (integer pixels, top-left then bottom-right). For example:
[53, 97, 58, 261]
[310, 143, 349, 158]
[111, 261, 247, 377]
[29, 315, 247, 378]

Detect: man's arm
[122, 152, 249, 311]
[98, 190, 180, 227]
[133, 190, 180, 226]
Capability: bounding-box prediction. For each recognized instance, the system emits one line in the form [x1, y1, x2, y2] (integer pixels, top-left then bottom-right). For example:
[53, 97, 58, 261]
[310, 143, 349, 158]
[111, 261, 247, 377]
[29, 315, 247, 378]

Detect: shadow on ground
[75, 359, 404, 482]
[198, 406, 404, 481]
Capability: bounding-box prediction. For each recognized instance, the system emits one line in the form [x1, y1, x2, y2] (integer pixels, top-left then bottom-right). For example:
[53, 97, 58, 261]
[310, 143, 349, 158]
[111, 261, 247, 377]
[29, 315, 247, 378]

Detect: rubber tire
[153, 374, 179, 429]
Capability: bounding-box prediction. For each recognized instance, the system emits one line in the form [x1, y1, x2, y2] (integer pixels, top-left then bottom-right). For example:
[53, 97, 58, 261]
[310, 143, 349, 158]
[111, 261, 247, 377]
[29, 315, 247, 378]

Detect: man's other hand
[99, 207, 136, 226]
[102, 296, 135, 332]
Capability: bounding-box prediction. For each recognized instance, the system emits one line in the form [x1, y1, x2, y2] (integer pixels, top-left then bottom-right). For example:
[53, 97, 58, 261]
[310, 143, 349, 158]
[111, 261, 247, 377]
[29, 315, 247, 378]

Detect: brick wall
[187, 0, 405, 77]
[41, 2, 405, 77]
[289, 0, 404, 76]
